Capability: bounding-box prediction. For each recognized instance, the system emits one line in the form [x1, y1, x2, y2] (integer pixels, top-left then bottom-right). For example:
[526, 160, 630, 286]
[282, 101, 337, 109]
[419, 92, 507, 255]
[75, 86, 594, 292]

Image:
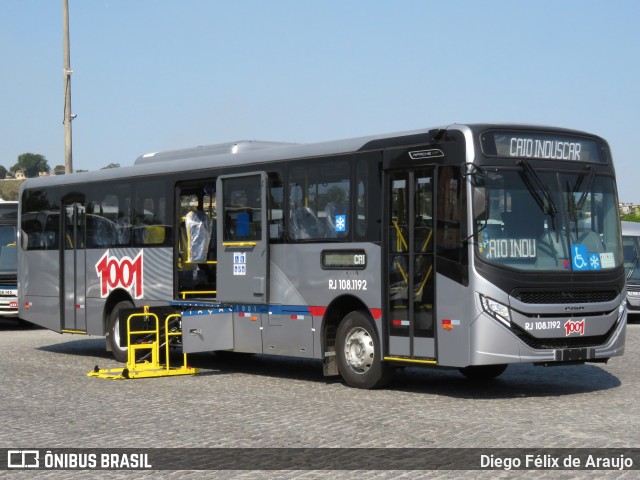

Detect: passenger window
[288, 160, 350, 241]
[268, 171, 284, 241]
[86, 185, 131, 248]
[355, 157, 368, 240]
[437, 166, 463, 262]
[133, 180, 170, 246]
[21, 189, 61, 250]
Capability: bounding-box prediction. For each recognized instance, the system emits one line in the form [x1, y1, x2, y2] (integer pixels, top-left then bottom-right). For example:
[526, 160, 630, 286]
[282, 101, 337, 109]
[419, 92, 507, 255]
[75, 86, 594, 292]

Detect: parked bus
[0, 200, 18, 318]
[18, 125, 627, 388]
[622, 220, 640, 317]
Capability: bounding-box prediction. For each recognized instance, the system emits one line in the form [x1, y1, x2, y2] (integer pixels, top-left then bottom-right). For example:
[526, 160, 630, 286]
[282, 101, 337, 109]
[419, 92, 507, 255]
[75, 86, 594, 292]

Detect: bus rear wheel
[458, 364, 508, 380]
[106, 300, 133, 363]
[336, 311, 392, 389]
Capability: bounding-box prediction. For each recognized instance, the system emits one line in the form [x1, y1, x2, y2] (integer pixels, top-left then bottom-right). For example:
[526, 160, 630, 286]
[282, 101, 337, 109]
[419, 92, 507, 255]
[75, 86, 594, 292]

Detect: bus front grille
[511, 289, 618, 304]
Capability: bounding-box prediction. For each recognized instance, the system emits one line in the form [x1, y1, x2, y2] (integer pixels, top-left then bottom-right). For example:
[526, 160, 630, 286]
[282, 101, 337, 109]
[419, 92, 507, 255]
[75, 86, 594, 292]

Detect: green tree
[11, 153, 50, 178]
[0, 180, 22, 201]
[621, 212, 640, 223]
[101, 163, 120, 169]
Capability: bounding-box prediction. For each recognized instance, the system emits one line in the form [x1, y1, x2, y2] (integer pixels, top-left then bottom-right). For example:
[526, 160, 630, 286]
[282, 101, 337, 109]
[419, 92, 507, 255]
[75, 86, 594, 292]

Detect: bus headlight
[619, 300, 627, 318]
[480, 294, 511, 327]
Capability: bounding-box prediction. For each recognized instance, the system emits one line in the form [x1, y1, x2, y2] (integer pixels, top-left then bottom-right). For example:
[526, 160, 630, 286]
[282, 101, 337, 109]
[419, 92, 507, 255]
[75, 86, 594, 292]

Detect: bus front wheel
[336, 311, 392, 389]
[106, 300, 133, 363]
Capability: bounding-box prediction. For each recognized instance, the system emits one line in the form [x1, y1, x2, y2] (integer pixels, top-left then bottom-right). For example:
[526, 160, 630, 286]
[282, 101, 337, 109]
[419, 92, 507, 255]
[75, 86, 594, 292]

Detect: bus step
[88, 309, 197, 380]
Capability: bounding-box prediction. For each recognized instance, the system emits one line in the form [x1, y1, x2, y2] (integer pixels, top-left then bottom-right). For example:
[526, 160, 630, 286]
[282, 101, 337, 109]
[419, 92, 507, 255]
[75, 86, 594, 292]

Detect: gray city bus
[18, 124, 627, 388]
[0, 201, 19, 318]
[622, 220, 640, 317]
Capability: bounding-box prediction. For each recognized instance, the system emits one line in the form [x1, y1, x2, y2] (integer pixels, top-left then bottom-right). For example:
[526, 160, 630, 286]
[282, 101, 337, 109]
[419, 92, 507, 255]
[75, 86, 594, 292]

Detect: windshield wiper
[517, 159, 559, 234]
[566, 166, 596, 238]
[574, 165, 595, 211]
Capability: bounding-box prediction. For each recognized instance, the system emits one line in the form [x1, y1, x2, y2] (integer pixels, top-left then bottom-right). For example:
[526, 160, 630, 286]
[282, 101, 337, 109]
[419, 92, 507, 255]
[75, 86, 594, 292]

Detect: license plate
[559, 348, 588, 361]
[0, 289, 16, 296]
[628, 291, 640, 297]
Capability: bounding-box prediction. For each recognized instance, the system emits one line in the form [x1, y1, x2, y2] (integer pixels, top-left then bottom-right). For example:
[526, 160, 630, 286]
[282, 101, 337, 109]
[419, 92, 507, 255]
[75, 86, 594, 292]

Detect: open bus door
[216, 172, 269, 304]
[182, 172, 269, 356]
[384, 151, 436, 362]
[61, 197, 87, 333]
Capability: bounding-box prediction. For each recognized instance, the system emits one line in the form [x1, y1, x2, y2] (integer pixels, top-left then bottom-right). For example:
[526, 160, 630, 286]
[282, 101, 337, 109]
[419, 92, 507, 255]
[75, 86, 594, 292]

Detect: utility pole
[63, 0, 73, 174]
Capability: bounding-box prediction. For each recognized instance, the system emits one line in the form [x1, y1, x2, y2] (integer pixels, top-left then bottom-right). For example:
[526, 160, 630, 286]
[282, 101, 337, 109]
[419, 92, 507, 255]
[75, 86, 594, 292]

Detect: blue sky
[2, 1, 639, 201]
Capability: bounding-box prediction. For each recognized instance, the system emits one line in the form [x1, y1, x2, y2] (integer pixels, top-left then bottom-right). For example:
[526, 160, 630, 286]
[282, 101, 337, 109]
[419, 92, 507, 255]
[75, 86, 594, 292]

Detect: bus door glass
[176, 180, 217, 300]
[62, 199, 87, 332]
[386, 167, 435, 359]
[216, 172, 269, 304]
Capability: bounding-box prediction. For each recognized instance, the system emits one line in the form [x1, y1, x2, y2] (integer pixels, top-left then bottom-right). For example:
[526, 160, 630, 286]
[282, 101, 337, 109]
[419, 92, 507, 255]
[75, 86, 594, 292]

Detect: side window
[133, 179, 170, 246]
[288, 159, 351, 241]
[436, 166, 463, 262]
[268, 171, 284, 241]
[86, 184, 131, 248]
[355, 157, 367, 240]
[222, 176, 262, 242]
[21, 188, 61, 250]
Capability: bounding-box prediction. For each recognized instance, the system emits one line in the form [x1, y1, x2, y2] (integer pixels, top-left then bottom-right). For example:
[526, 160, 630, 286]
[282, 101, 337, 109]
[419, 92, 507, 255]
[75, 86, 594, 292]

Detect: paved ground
[0, 316, 639, 479]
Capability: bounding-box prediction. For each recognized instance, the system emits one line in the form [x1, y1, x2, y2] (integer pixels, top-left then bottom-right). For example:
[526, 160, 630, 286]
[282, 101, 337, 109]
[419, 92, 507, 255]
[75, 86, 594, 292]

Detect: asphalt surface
[1, 316, 639, 479]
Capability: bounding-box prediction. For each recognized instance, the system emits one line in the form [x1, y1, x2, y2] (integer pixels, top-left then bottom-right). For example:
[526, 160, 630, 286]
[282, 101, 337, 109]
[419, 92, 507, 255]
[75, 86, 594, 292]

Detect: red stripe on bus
[307, 306, 381, 319]
[308, 306, 326, 317]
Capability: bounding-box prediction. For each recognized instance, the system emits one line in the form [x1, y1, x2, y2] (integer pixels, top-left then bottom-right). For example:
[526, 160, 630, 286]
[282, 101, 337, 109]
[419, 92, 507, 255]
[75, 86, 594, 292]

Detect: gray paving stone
[1, 318, 638, 478]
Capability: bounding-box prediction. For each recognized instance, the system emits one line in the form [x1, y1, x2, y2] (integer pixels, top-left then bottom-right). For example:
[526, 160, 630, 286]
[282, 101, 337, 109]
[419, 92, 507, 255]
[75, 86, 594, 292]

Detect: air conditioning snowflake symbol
[335, 215, 346, 232]
[589, 253, 600, 270]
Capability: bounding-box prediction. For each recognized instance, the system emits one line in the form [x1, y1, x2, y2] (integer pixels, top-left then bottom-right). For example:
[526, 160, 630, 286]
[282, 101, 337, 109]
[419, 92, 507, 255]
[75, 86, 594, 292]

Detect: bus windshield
[475, 168, 622, 272]
[623, 235, 640, 281]
[628, 258, 640, 281]
[0, 225, 17, 275]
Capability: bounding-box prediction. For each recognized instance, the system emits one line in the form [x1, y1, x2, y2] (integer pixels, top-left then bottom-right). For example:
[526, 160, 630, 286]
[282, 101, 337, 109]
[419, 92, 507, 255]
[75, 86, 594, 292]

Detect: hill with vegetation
[0, 180, 22, 201]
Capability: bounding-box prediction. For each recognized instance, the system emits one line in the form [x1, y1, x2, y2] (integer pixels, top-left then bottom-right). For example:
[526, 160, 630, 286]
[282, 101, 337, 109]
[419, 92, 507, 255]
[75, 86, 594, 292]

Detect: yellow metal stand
[88, 311, 198, 379]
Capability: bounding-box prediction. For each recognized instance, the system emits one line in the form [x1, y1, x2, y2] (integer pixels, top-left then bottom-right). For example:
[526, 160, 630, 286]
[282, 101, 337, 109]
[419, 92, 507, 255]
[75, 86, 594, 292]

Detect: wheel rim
[113, 315, 127, 354]
[343, 326, 375, 374]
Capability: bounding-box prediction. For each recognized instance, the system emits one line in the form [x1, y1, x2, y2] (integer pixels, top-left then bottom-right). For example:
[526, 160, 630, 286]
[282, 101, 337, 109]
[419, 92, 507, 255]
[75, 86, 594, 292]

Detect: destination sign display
[321, 249, 367, 270]
[480, 130, 606, 163]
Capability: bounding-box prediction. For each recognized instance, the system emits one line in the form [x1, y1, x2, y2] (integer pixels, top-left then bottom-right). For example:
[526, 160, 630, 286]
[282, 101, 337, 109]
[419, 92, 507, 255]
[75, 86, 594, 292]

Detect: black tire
[458, 364, 508, 380]
[106, 300, 134, 363]
[336, 310, 393, 389]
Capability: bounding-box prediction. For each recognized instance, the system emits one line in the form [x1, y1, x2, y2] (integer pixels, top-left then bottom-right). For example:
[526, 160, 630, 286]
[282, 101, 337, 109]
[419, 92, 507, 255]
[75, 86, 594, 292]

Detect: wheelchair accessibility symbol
[571, 244, 591, 271]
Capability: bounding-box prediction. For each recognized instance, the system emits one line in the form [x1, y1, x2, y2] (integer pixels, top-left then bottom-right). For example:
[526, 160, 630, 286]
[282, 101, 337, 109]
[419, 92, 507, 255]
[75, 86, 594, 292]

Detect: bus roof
[20, 123, 606, 190]
[622, 221, 640, 237]
[134, 140, 299, 165]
